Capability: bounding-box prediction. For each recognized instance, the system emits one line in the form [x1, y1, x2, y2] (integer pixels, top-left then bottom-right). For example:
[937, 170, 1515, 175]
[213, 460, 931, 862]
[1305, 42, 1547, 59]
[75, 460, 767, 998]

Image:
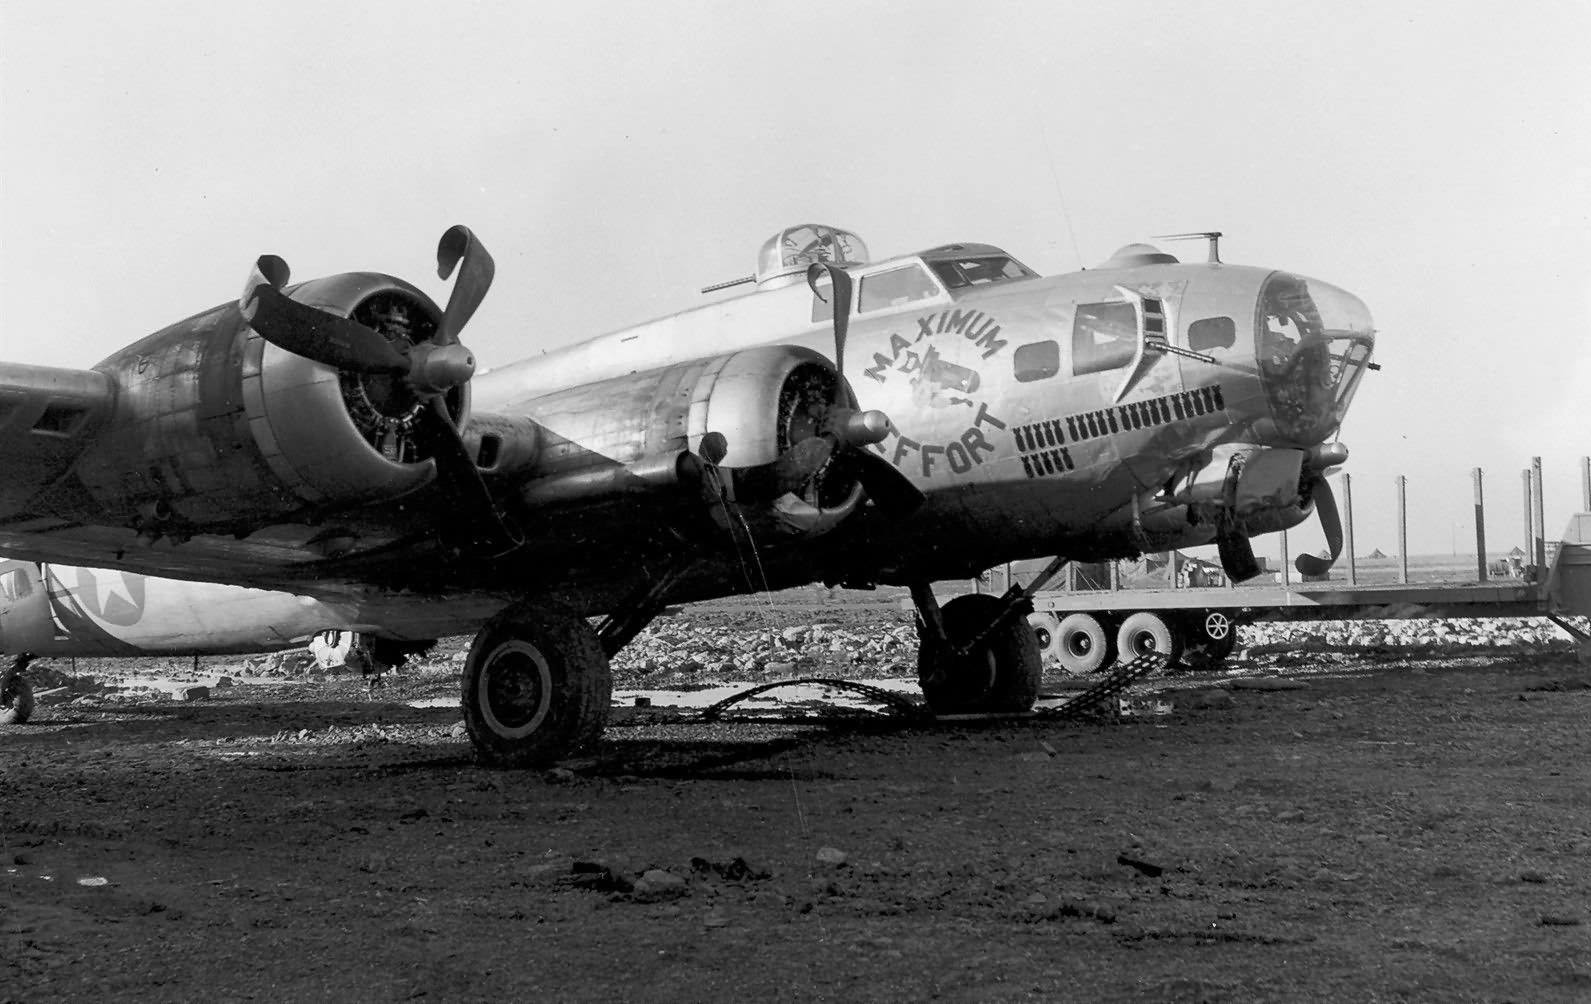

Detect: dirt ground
[4, 601, 1591, 1002]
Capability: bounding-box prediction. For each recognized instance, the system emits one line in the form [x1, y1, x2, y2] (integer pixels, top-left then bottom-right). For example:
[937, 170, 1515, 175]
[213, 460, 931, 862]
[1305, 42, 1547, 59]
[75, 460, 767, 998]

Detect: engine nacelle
[63, 272, 458, 531]
[510, 344, 864, 533]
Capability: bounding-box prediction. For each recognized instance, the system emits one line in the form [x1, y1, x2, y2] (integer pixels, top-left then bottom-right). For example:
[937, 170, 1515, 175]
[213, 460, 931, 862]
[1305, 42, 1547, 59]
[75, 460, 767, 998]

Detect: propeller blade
[722, 436, 833, 502]
[1295, 478, 1344, 577]
[773, 436, 837, 495]
[1217, 524, 1261, 583]
[807, 262, 853, 406]
[802, 261, 924, 515]
[848, 451, 926, 516]
[411, 399, 522, 558]
[240, 255, 411, 374]
[435, 225, 495, 347]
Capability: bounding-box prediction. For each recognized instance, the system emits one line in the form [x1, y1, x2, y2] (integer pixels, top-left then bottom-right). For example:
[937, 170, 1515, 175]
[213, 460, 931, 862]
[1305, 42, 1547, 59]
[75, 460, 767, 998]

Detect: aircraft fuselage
[473, 240, 1373, 585]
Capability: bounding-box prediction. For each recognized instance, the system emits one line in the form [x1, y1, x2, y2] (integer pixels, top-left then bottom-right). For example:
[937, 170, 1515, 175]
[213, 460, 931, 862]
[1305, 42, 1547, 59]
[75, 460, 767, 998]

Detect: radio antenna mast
[1152, 231, 1223, 264]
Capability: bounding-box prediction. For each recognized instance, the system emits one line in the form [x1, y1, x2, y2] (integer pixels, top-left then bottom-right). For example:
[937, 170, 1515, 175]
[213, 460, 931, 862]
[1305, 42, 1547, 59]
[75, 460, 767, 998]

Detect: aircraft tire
[460, 603, 612, 768]
[1053, 613, 1116, 676]
[1180, 609, 1238, 670]
[1115, 611, 1184, 668]
[0, 676, 34, 726]
[919, 594, 1041, 715]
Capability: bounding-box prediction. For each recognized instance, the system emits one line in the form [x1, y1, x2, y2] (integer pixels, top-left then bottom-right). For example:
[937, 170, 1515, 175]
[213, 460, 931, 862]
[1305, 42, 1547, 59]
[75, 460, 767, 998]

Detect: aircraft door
[0, 561, 54, 653]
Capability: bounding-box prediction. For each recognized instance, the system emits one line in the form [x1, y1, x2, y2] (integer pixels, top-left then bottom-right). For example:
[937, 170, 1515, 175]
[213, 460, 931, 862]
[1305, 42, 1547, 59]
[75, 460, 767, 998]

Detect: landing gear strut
[460, 602, 612, 767]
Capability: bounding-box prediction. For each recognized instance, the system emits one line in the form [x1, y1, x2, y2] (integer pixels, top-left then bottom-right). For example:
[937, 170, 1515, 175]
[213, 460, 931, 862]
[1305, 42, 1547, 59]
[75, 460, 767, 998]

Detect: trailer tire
[1029, 612, 1062, 664]
[1116, 611, 1183, 667]
[1053, 613, 1115, 676]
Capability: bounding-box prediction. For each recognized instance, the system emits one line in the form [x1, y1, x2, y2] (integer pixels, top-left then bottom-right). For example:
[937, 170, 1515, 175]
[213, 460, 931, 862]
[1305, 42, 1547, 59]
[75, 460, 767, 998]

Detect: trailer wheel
[1029, 612, 1062, 664]
[1182, 610, 1238, 670]
[1116, 611, 1183, 667]
[1053, 613, 1116, 675]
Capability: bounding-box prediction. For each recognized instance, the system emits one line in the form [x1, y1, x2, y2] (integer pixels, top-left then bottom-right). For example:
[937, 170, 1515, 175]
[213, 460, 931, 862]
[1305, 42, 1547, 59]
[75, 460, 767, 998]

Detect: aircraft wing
[0, 232, 910, 614]
[0, 362, 113, 518]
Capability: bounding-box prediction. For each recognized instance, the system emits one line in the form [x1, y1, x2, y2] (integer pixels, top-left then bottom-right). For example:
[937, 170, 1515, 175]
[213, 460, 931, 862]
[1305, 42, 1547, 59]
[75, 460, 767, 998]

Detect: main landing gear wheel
[919, 594, 1042, 715]
[1053, 612, 1117, 676]
[1, 675, 34, 726]
[461, 604, 612, 767]
[1115, 611, 1184, 670]
[1181, 610, 1239, 670]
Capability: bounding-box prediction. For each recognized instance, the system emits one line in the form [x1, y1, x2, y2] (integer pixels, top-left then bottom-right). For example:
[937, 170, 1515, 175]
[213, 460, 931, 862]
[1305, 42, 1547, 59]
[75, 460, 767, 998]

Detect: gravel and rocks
[4, 597, 1591, 1000]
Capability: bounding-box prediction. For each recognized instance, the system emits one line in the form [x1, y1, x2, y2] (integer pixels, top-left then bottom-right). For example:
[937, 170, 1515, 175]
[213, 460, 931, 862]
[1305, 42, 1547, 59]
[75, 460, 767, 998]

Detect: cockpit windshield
[929, 256, 1038, 290]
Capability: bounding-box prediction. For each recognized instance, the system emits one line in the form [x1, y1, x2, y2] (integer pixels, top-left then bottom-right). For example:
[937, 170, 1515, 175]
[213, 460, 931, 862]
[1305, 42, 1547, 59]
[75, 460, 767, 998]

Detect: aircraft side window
[1072, 301, 1138, 375]
[1189, 316, 1236, 352]
[1013, 340, 1060, 383]
[858, 265, 940, 313]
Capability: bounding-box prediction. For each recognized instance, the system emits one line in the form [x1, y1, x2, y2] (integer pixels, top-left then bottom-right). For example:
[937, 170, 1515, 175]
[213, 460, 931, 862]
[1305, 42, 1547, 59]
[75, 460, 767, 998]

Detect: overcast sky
[3, 1, 1587, 558]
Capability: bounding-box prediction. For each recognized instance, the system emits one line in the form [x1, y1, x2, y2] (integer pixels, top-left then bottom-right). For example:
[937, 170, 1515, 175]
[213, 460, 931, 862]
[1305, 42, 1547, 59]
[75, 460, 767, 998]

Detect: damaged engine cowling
[1088, 444, 1322, 557]
[507, 344, 867, 536]
[59, 272, 460, 533]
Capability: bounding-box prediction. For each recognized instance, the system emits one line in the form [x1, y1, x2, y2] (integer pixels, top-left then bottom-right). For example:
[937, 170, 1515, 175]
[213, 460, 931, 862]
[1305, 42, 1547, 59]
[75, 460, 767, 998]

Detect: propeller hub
[1306, 442, 1350, 471]
[832, 409, 892, 449]
[408, 342, 476, 395]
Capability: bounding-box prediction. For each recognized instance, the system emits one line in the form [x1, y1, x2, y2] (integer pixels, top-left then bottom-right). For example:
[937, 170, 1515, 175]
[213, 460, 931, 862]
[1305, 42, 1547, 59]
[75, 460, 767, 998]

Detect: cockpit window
[1072, 301, 1138, 375]
[930, 256, 1038, 290]
[858, 265, 941, 313]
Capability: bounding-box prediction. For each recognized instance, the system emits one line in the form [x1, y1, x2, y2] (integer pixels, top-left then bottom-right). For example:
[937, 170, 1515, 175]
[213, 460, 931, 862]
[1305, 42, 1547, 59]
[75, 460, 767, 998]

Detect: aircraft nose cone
[1255, 272, 1375, 445]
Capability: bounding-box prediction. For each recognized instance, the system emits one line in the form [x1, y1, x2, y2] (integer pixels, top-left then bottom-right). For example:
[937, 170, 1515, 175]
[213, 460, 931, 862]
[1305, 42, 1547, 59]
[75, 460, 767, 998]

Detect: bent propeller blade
[807, 261, 853, 405]
[849, 452, 925, 516]
[772, 436, 837, 495]
[240, 255, 410, 374]
[1295, 478, 1344, 577]
[411, 398, 523, 558]
[1217, 524, 1262, 583]
[435, 225, 496, 347]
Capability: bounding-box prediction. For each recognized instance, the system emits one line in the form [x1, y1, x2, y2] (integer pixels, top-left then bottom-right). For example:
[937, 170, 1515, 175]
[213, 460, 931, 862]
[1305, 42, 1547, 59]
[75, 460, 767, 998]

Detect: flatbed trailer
[1033, 578, 1551, 622]
[1018, 461, 1591, 674]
